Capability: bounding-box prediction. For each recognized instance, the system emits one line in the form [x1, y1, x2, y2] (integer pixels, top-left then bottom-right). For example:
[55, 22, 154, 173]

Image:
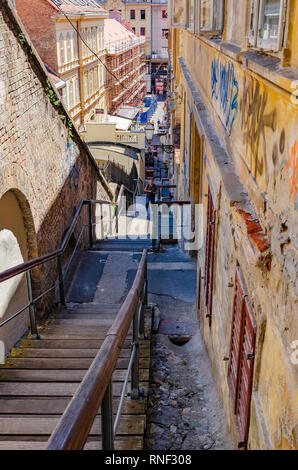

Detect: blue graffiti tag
[211, 57, 239, 136]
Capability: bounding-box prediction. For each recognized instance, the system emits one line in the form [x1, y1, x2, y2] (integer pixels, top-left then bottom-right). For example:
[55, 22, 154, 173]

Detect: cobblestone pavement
[145, 246, 233, 451]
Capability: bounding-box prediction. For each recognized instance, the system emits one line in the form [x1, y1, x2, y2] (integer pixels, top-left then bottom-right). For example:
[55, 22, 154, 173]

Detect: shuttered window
[204, 187, 216, 325]
[228, 267, 257, 448]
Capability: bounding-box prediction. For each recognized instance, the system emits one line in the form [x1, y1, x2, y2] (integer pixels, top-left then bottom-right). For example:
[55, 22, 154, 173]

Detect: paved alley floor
[144, 244, 233, 451]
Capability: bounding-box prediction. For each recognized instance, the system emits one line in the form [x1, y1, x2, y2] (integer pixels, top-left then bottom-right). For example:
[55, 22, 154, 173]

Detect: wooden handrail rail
[46, 249, 147, 450]
[0, 199, 117, 284]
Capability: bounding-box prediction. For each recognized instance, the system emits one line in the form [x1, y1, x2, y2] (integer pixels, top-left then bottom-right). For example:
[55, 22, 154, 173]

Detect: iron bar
[25, 271, 39, 339]
[101, 380, 114, 450]
[88, 202, 93, 249]
[57, 255, 66, 307]
[131, 305, 140, 399]
[113, 344, 137, 436]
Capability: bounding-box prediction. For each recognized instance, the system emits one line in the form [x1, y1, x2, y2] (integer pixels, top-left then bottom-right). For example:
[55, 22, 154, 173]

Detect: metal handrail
[46, 249, 148, 450]
[0, 198, 119, 336]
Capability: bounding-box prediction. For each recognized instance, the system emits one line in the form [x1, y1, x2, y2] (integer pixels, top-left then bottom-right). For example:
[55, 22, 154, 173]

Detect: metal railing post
[57, 255, 66, 307]
[109, 204, 112, 236]
[101, 380, 114, 450]
[88, 202, 93, 249]
[100, 204, 104, 239]
[139, 264, 147, 336]
[25, 271, 39, 339]
[131, 306, 140, 399]
[115, 205, 119, 238]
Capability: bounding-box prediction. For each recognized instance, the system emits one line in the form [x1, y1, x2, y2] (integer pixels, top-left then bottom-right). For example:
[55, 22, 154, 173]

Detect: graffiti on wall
[287, 139, 298, 210]
[240, 77, 278, 186]
[211, 57, 239, 136]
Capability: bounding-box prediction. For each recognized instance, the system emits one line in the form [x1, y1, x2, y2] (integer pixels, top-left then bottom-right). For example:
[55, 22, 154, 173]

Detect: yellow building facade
[168, 0, 298, 450]
[55, 9, 108, 124]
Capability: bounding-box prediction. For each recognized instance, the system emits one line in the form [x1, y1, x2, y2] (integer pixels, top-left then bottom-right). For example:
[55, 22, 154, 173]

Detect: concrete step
[92, 239, 153, 252]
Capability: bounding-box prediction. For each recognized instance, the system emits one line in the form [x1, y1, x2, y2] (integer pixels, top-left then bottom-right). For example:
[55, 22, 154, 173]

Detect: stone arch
[0, 189, 38, 355]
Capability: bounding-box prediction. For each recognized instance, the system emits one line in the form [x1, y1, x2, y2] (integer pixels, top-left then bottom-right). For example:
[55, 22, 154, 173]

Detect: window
[162, 29, 169, 38]
[204, 187, 216, 325]
[89, 70, 93, 96]
[162, 9, 168, 19]
[59, 34, 65, 65]
[93, 27, 97, 52]
[82, 29, 86, 58]
[130, 9, 135, 20]
[75, 79, 79, 105]
[94, 67, 98, 90]
[87, 28, 92, 52]
[84, 72, 88, 100]
[132, 27, 136, 34]
[140, 27, 146, 36]
[173, 0, 185, 25]
[140, 9, 146, 20]
[73, 31, 78, 60]
[66, 33, 71, 63]
[199, 0, 224, 32]
[187, 0, 195, 30]
[68, 81, 73, 109]
[249, 0, 286, 51]
[228, 268, 257, 449]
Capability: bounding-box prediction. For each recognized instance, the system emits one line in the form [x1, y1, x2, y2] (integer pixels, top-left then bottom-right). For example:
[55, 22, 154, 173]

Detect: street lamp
[144, 122, 155, 143]
[159, 132, 174, 154]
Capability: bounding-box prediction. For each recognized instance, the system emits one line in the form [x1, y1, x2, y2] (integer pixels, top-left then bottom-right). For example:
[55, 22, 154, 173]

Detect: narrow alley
[0, 0, 297, 455]
[144, 245, 232, 450]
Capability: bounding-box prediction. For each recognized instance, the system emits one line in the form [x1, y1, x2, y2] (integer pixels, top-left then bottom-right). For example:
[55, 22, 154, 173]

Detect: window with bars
[249, 0, 287, 51]
[228, 268, 257, 448]
[204, 187, 216, 326]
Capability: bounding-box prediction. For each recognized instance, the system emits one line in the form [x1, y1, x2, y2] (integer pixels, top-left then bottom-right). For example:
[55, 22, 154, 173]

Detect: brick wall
[0, 1, 112, 346]
[14, 0, 58, 72]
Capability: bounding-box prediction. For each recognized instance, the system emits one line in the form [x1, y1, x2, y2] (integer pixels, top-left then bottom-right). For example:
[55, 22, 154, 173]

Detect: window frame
[198, 0, 225, 34]
[249, 0, 287, 52]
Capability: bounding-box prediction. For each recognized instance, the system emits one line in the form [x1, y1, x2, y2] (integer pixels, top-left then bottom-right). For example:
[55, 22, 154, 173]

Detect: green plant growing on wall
[45, 79, 61, 107]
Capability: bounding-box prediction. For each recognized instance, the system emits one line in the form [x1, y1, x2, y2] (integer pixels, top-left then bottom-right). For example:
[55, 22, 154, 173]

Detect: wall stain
[211, 57, 239, 136]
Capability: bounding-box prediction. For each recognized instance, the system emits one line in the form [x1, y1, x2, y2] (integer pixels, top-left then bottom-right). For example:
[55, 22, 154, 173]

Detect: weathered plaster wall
[171, 12, 298, 450]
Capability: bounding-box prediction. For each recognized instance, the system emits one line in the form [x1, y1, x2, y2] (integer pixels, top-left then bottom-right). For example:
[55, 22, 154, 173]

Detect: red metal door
[228, 268, 245, 406]
[204, 188, 216, 325]
[228, 268, 257, 448]
[235, 298, 257, 447]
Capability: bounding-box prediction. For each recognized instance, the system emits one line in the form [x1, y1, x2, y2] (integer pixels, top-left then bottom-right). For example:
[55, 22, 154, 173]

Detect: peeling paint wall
[169, 0, 298, 451]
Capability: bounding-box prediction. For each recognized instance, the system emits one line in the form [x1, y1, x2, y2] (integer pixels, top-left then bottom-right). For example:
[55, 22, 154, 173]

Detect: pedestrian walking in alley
[144, 179, 158, 213]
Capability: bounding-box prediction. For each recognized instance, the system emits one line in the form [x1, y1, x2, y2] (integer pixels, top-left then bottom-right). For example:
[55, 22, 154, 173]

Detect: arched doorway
[0, 189, 37, 356]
